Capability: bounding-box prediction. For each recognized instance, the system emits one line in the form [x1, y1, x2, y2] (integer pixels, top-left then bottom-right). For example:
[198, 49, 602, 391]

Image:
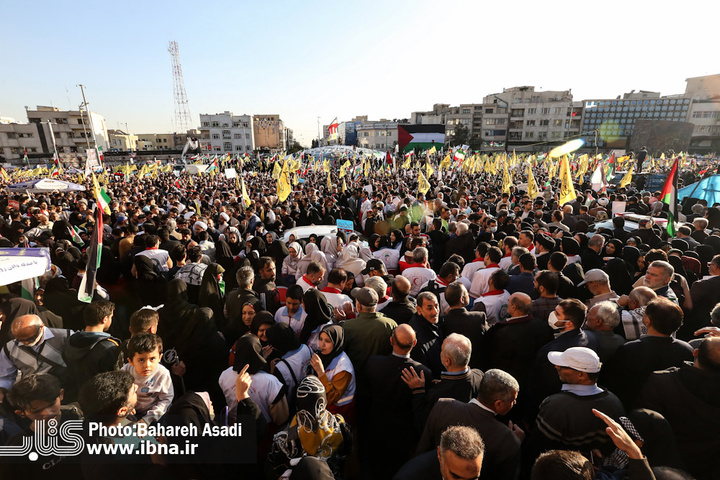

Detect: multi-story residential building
[199, 112, 254, 154]
[107, 129, 138, 151]
[580, 91, 691, 150]
[253, 114, 285, 152]
[483, 87, 581, 151]
[685, 74, 720, 153]
[357, 120, 400, 151]
[0, 106, 108, 164]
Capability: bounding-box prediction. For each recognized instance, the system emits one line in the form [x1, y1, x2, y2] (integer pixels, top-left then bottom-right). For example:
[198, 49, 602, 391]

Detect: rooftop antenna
[168, 40, 192, 133]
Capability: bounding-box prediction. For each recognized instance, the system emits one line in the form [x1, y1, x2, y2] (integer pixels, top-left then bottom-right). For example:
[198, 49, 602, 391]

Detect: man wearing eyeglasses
[0, 315, 71, 402]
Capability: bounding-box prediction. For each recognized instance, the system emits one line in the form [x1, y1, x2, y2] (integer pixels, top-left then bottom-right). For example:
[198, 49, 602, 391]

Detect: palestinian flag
[398, 124, 445, 153]
[605, 153, 616, 182]
[78, 207, 103, 303]
[660, 158, 679, 237]
[68, 224, 83, 245]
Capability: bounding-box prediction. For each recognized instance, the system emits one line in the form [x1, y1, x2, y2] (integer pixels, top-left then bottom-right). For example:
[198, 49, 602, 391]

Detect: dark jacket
[441, 307, 489, 369]
[380, 298, 417, 325]
[604, 335, 694, 408]
[637, 363, 720, 480]
[408, 314, 444, 378]
[64, 331, 122, 389]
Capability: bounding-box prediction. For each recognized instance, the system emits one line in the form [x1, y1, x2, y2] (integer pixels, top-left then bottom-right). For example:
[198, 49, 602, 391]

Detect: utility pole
[77, 84, 98, 149]
[47, 120, 59, 164]
[317, 117, 321, 147]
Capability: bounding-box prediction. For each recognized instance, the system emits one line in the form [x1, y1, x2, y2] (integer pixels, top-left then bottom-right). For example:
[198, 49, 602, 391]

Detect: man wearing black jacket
[64, 300, 122, 392]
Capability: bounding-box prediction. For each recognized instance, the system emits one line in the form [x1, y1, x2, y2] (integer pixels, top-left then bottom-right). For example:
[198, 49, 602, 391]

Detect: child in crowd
[121, 333, 174, 424]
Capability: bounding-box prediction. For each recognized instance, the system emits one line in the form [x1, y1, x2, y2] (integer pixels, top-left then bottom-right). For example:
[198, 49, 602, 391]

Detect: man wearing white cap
[579, 269, 619, 308]
[528, 347, 624, 464]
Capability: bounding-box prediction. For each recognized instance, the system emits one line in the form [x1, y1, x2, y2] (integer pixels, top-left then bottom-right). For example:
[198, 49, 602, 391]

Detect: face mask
[490, 227, 497, 233]
[547, 311, 565, 331]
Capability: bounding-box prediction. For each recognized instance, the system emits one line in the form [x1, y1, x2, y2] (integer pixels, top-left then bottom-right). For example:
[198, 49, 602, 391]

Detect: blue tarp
[678, 175, 720, 206]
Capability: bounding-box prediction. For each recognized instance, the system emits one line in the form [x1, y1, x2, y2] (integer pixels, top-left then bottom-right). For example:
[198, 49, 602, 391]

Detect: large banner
[0, 248, 51, 286]
[398, 124, 445, 152]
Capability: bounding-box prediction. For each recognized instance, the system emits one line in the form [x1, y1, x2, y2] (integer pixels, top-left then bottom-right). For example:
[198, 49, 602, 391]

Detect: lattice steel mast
[168, 41, 192, 133]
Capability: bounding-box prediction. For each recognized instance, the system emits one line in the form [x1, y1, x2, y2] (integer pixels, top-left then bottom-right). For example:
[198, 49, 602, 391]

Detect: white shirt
[461, 261, 485, 283]
[469, 265, 499, 298]
[498, 255, 514, 272]
[219, 368, 282, 423]
[274, 306, 307, 337]
[402, 266, 437, 297]
[136, 248, 170, 272]
[477, 289, 510, 325]
[122, 363, 174, 424]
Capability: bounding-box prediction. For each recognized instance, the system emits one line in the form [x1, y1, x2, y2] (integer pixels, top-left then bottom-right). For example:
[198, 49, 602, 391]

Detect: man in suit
[441, 282, 489, 369]
[364, 324, 432, 479]
[689, 254, 720, 333]
[415, 369, 523, 480]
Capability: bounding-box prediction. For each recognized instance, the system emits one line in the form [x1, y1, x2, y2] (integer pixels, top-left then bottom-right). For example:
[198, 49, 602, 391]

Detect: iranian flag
[93, 173, 111, 215]
[660, 157, 679, 237]
[78, 207, 103, 303]
[23, 148, 29, 165]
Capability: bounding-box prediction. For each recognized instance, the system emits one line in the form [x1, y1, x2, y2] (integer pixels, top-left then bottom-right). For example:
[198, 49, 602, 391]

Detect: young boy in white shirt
[121, 333, 174, 424]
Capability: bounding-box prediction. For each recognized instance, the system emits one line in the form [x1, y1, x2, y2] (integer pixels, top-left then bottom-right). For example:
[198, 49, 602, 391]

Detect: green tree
[451, 123, 470, 146]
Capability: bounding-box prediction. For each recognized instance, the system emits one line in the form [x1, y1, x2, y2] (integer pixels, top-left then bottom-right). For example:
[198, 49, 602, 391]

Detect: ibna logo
[0, 419, 85, 461]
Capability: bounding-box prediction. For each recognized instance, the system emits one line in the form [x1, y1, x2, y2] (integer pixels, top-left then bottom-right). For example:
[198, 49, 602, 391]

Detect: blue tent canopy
[678, 175, 720, 206]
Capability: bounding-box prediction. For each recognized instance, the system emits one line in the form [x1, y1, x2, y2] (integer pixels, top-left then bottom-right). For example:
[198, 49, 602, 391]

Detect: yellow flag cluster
[501, 161, 512, 194]
[527, 165, 539, 199]
[558, 155, 577, 206]
[418, 170, 430, 195]
[277, 160, 292, 202]
[619, 166, 634, 188]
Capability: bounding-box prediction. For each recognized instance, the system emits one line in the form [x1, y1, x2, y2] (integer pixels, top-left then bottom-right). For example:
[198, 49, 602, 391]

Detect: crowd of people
[0, 152, 719, 480]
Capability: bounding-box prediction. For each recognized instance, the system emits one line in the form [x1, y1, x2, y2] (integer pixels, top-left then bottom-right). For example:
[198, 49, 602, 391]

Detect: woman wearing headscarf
[296, 243, 318, 280]
[335, 236, 367, 286]
[300, 289, 334, 348]
[622, 246, 642, 278]
[225, 226, 244, 256]
[198, 263, 226, 331]
[281, 242, 304, 286]
[267, 376, 351, 480]
[266, 322, 312, 398]
[215, 239, 238, 292]
[132, 255, 167, 307]
[308, 325, 356, 419]
[605, 257, 634, 296]
[218, 335, 289, 425]
[265, 232, 289, 273]
[603, 238, 624, 261]
[320, 235, 339, 271]
[390, 229, 405, 250]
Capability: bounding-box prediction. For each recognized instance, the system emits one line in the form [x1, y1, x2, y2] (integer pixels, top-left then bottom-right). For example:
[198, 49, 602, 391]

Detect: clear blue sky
[1, 0, 716, 146]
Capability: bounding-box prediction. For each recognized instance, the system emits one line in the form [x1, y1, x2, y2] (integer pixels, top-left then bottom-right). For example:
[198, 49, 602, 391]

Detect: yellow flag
[292, 173, 299, 186]
[272, 161, 282, 180]
[0, 167, 9, 182]
[339, 160, 350, 178]
[502, 161, 512, 194]
[427, 146, 437, 156]
[548, 159, 557, 179]
[528, 166, 539, 199]
[426, 161, 434, 178]
[402, 155, 412, 169]
[342, 178, 347, 193]
[323, 159, 331, 173]
[277, 161, 292, 202]
[327, 172, 332, 190]
[558, 155, 577, 206]
[418, 170, 430, 195]
[241, 178, 252, 208]
[619, 166, 634, 188]
[575, 154, 589, 180]
[440, 154, 452, 170]
[364, 160, 370, 178]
